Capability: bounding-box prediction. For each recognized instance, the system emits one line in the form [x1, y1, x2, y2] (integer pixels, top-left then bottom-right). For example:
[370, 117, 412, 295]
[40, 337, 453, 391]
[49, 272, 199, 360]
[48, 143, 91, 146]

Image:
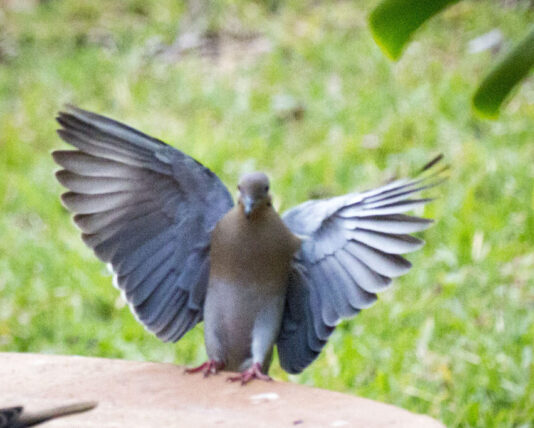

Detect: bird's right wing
[53, 105, 234, 342]
[277, 156, 446, 373]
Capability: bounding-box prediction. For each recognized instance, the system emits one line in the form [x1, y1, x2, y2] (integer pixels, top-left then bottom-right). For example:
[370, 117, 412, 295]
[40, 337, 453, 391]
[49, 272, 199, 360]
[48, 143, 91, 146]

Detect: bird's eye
[237, 185, 241, 191]
[265, 185, 269, 192]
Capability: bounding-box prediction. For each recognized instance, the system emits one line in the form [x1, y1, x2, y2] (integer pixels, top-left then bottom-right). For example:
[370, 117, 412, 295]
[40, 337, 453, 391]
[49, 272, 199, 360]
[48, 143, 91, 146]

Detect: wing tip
[57, 103, 83, 119]
[420, 153, 444, 173]
[56, 110, 74, 129]
[72, 214, 88, 232]
[54, 169, 69, 184]
[51, 149, 69, 167]
[56, 127, 75, 144]
[419, 154, 451, 183]
[51, 149, 63, 163]
[59, 191, 75, 208]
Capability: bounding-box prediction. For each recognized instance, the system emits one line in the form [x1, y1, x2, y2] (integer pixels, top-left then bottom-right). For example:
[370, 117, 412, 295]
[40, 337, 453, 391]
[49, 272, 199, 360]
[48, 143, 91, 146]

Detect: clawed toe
[226, 362, 272, 385]
[185, 360, 224, 377]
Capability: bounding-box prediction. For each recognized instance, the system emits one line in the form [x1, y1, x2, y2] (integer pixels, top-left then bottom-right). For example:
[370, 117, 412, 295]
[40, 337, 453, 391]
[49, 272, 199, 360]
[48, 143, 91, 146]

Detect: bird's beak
[242, 197, 255, 218]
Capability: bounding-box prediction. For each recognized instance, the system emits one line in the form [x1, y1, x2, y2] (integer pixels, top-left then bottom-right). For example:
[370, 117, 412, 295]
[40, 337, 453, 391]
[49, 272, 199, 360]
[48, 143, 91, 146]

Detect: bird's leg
[185, 360, 224, 377]
[225, 296, 280, 385]
[227, 362, 273, 385]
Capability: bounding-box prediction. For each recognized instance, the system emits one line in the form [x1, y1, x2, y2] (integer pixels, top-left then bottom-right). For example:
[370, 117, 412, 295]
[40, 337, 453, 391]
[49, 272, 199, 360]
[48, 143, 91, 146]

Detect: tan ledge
[0, 352, 444, 427]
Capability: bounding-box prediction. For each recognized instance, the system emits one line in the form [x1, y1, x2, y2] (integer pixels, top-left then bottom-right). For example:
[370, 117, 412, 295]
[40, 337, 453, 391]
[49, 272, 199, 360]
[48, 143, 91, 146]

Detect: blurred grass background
[1, 0, 533, 426]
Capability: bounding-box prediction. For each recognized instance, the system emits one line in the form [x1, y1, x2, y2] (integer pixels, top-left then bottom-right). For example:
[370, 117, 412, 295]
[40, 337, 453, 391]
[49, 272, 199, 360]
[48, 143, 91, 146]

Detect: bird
[52, 105, 445, 384]
[0, 402, 97, 428]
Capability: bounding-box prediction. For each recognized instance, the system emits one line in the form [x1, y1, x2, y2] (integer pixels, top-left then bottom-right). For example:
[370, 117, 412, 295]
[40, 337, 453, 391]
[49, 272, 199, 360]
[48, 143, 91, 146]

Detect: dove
[53, 105, 445, 383]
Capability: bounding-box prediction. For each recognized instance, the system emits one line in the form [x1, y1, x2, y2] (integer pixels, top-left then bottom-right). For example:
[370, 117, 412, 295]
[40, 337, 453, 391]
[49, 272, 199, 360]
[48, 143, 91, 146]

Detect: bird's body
[205, 203, 300, 372]
[53, 105, 446, 383]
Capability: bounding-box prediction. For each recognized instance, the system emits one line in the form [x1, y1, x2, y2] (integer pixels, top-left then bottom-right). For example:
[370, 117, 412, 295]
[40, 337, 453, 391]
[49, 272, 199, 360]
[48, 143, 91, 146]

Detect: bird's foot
[227, 362, 272, 385]
[185, 360, 224, 377]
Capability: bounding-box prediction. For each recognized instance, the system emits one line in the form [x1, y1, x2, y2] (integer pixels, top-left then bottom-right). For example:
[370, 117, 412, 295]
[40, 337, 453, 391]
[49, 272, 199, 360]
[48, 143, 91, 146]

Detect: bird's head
[237, 172, 272, 219]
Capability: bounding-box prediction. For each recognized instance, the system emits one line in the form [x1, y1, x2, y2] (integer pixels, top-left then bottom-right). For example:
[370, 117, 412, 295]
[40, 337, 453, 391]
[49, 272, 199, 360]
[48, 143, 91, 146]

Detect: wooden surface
[0, 353, 444, 427]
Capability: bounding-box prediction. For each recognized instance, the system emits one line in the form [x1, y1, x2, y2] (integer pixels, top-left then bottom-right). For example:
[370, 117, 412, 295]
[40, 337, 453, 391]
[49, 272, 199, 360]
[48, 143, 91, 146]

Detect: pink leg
[185, 360, 224, 377]
[227, 362, 273, 385]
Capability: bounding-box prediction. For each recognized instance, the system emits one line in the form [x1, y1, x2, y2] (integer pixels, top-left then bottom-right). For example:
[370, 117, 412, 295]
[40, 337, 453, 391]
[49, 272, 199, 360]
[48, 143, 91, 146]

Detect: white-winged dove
[53, 106, 445, 384]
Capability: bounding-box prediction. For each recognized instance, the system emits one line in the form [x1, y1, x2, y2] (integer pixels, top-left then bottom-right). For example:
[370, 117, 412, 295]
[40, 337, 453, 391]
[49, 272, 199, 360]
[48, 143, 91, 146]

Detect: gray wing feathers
[340, 198, 431, 217]
[341, 214, 433, 234]
[278, 156, 445, 373]
[56, 170, 148, 194]
[53, 105, 233, 342]
[344, 241, 412, 277]
[53, 150, 146, 178]
[277, 264, 334, 373]
[349, 229, 424, 254]
[336, 250, 391, 293]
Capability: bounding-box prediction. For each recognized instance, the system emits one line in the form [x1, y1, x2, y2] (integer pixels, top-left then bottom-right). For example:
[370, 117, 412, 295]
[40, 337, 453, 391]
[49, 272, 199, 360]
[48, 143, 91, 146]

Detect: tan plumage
[204, 173, 300, 376]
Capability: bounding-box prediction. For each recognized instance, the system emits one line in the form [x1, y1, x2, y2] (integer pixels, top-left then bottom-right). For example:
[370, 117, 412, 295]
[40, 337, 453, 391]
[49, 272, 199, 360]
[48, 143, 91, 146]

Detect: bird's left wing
[277, 156, 446, 374]
[53, 106, 234, 342]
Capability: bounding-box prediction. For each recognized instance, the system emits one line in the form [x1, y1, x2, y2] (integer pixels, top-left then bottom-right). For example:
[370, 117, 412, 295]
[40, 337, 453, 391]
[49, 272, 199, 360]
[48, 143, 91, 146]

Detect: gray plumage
[53, 106, 444, 381]
[54, 105, 233, 342]
[277, 159, 445, 373]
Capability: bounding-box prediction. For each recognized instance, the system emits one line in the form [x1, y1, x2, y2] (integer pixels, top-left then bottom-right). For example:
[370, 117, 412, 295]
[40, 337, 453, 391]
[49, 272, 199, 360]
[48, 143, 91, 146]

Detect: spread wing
[277, 156, 446, 373]
[53, 105, 233, 342]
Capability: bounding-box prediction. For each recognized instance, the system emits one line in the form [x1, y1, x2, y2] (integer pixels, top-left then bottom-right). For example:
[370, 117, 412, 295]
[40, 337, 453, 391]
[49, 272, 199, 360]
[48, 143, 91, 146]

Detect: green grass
[1, 1, 533, 426]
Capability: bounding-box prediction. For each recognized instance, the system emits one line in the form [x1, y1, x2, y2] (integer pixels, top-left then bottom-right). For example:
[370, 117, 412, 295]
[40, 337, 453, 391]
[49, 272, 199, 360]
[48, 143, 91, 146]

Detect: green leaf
[473, 25, 534, 119]
[369, 0, 460, 61]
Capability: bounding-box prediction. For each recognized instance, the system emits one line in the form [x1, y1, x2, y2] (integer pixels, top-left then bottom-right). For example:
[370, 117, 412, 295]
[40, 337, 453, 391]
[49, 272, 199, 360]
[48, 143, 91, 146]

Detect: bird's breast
[209, 207, 300, 292]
